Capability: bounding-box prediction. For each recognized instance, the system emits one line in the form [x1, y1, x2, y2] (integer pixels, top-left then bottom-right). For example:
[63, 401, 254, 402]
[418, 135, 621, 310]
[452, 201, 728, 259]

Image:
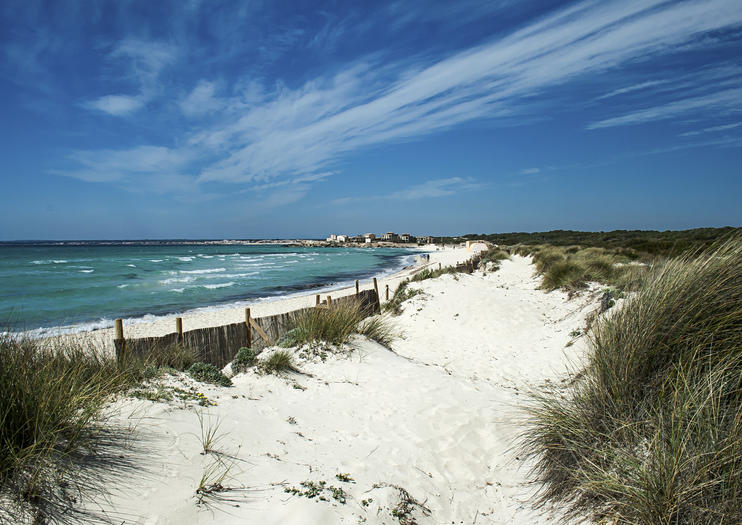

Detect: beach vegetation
[195, 456, 232, 504]
[384, 280, 424, 315]
[196, 411, 224, 455]
[288, 299, 398, 347]
[186, 362, 232, 387]
[0, 335, 194, 521]
[231, 346, 257, 373]
[523, 236, 742, 524]
[260, 349, 299, 374]
[357, 315, 397, 347]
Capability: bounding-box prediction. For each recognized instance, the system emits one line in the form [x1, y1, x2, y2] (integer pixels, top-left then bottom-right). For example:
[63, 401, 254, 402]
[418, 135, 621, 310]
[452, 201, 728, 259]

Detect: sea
[0, 242, 420, 336]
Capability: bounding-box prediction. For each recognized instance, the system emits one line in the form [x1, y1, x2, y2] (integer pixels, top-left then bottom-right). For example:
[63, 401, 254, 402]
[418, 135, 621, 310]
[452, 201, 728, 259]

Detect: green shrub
[523, 236, 742, 524]
[187, 362, 232, 387]
[231, 347, 257, 374]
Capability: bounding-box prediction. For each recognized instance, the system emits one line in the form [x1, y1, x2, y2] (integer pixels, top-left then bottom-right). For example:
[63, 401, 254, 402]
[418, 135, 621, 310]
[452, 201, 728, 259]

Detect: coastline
[55, 245, 471, 352]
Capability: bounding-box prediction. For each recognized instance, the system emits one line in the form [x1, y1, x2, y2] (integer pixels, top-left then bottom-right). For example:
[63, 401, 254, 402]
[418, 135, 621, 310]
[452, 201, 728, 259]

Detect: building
[336, 235, 347, 243]
[381, 232, 398, 242]
[326, 234, 337, 242]
[364, 233, 376, 243]
[399, 233, 414, 243]
[417, 235, 434, 244]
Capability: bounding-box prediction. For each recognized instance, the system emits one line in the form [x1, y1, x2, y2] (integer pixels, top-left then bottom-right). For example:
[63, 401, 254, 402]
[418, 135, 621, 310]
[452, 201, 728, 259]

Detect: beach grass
[287, 299, 397, 348]
[0, 335, 202, 521]
[523, 235, 742, 524]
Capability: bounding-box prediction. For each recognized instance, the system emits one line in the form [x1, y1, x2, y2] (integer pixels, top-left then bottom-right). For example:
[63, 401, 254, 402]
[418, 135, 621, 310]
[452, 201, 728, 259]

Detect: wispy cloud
[595, 80, 668, 100]
[331, 177, 485, 205]
[680, 121, 742, 137]
[85, 39, 176, 116]
[192, 0, 742, 186]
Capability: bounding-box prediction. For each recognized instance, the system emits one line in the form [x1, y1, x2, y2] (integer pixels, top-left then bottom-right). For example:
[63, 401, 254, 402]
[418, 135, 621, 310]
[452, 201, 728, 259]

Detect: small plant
[285, 480, 347, 504]
[569, 329, 581, 337]
[187, 362, 232, 387]
[196, 457, 232, 503]
[335, 473, 354, 483]
[261, 350, 299, 374]
[196, 411, 224, 455]
[231, 347, 257, 374]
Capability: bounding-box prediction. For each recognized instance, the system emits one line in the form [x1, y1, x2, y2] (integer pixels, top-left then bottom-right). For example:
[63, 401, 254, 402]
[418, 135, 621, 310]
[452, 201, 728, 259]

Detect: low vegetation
[511, 243, 649, 292]
[231, 346, 257, 374]
[453, 226, 739, 257]
[260, 349, 299, 374]
[0, 336, 203, 521]
[186, 362, 232, 387]
[286, 299, 397, 347]
[523, 236, 742, 524]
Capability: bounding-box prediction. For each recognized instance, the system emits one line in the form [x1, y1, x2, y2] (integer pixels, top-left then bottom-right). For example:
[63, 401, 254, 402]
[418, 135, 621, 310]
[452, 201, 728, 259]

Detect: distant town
[325, 232, 434, 245]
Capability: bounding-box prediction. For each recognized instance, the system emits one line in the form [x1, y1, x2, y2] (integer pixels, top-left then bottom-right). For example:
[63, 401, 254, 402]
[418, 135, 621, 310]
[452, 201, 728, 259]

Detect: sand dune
[83, 254, 602, 524]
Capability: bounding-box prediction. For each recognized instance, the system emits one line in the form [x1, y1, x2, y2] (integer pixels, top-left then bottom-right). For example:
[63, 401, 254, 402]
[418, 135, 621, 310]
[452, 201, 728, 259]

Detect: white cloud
[588, 88, 742, 129]
[85, 94, 144, 116]
[331, 177, 484, 205]
[595, 80, 668, 100]
[84, 39, 175, 117]
[179, 80, 224, 117]
[680, 121, 742, 137]
[519, 167, 541, 175]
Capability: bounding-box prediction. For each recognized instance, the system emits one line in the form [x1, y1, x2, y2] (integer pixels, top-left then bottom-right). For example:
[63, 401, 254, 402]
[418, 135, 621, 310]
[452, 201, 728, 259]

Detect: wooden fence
[114, 288, 379, 369]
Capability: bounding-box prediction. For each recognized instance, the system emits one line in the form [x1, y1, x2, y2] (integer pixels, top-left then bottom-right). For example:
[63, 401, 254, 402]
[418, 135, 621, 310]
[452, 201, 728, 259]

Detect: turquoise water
[0, 243, 418, 334]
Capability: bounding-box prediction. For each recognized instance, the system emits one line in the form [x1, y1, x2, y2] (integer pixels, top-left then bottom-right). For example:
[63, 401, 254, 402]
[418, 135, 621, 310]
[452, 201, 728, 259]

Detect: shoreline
[51, 245, 473, 352]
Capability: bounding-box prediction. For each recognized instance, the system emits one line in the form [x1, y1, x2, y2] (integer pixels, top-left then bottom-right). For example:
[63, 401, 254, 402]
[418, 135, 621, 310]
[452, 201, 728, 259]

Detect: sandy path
[80, 255, 598, 524]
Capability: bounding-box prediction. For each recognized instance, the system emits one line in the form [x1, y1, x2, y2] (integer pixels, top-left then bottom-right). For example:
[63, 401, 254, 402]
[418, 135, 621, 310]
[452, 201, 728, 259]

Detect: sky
[0, 0, 741, 240]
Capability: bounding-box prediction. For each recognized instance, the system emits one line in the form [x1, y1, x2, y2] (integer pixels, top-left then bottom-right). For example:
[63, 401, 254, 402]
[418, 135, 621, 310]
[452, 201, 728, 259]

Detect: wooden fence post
[316, 294, 320, 306]
[114, 318, 125, 355]
[327, 295, 332, 308]
[438, 262, 442, 270]
[245, 308, 252, 348]
[372, 278, 381, 313]
[176, 317, 183, 342]
[385, 284, 389, 301]
[355, 280, 359, 295]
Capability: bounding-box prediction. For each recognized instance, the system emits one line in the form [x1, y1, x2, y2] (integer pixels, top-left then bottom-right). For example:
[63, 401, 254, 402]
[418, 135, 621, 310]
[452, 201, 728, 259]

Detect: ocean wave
[198, 254, 214, 258]
[150, 259, 163, 263]
[179, 268, 226, 275]
[159, 276, 196, 285]
[79, 269, 94, 273]
[203, 282, 235, 289]
[127, 264, 136, 267]
[171, 288, 185, 293]
[178, 256, 195, 262]
[204, 272, 258, 279]
[117, 284, 129, 288]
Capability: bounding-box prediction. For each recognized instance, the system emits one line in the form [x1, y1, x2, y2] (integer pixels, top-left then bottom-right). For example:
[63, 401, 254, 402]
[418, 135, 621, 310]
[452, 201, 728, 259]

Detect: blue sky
[1, 0, 740, 240]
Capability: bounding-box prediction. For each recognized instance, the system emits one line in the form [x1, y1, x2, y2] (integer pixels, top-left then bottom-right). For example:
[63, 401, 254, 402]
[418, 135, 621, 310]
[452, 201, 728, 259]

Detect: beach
[76, 252, 604, 524]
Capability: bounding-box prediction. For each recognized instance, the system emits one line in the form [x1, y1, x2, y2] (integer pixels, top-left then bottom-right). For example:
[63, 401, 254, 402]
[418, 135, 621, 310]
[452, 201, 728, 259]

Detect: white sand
[80, 255, 602, 524]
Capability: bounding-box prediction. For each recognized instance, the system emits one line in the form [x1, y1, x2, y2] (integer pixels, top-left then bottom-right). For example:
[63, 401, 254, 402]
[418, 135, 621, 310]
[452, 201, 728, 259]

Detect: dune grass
[0, 336, 199, 521]
[523, 236, 742, 524]
[513, 243, 649, 291]
[286, 299, 397, 347]
[260, 349, 299, 374]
